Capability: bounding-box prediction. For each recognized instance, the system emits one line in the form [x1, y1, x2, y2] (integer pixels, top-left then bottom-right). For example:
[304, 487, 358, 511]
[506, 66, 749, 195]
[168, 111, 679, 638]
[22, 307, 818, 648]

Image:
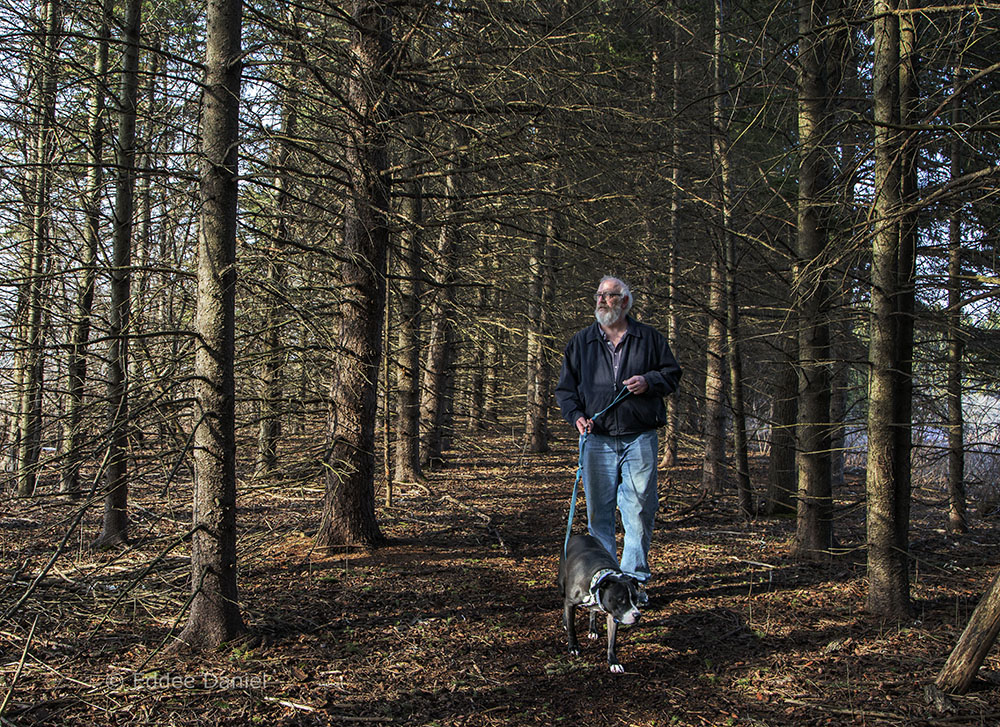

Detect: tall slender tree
[16, 0, 61, 497]
[256, 13, 300, 476]
[791, 0, 834, 558]
[419, 126, 462, 471]
[946, 66, 966, 534]
[176, 0, 246, 647]
[525, 180, 556, 454]
[393, 113, 424, 484]
[865, 0, 911, 616]
[701, 0, 729, 497]
[660, 17, 683, 470]
[315, 0, 394, 548]
[93, 0, 141, 547]
[62, 0, 111, 497]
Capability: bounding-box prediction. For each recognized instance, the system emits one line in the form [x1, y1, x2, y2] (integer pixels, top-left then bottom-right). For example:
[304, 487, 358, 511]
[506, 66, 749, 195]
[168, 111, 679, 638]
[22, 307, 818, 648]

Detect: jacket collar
[585, 316, 639, 344]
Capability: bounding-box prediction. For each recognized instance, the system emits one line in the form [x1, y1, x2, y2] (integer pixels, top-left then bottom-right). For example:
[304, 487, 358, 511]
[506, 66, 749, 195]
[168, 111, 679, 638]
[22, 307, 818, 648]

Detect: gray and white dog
[558, 534, 642, 673]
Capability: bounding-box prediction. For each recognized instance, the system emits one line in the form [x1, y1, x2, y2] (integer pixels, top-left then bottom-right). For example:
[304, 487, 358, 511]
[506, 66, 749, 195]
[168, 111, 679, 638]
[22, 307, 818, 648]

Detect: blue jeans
[580, 430, 659, 582]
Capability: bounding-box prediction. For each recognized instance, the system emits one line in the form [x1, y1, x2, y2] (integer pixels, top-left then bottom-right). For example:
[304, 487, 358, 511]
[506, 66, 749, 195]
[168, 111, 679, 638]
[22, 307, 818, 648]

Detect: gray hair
[599, 276, 634, 314]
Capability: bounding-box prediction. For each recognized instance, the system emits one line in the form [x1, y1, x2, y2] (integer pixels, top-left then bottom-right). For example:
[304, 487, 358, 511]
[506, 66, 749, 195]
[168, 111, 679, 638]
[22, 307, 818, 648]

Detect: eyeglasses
[594, 292, 623, 301]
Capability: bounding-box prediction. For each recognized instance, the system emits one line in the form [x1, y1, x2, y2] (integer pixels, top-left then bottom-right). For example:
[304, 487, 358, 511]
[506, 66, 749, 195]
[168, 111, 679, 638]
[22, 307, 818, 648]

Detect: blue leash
[563, 388, 632, 556]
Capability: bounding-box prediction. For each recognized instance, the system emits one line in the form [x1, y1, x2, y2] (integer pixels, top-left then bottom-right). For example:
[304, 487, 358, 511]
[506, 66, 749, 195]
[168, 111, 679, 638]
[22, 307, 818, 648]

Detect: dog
[558, 533, 642, 673]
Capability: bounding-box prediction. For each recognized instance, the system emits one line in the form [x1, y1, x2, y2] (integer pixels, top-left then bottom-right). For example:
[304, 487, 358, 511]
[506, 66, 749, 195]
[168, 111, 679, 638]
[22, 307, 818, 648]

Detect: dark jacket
[555, 318, 682, 436]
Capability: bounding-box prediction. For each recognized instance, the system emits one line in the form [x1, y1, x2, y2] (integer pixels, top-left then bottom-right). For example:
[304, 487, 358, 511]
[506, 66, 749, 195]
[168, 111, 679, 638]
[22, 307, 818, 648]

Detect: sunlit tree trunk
[660, 17, 682, 470]
[176, 0, 246, 647]
[701, 0, 728, 497]
[936, 569, 1000, 694]
[419, 128, 462, 471]
[93, 0, 141, 547]
[17, 0, 61, 498]
[525, 188, 556, 454]
[393, 112, 424, 484]
[946, 69, 966, 534]
[865, 0, 911, 617]
[316, 0, 393, 548]
[709, 0, 752, 513]
[62, 0, 111, 497]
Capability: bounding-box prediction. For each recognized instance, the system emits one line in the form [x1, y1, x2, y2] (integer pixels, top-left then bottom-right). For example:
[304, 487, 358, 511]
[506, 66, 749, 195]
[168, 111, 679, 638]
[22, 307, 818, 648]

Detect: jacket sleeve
[642, 330, 682, 397]
[555, 339, 586, 425]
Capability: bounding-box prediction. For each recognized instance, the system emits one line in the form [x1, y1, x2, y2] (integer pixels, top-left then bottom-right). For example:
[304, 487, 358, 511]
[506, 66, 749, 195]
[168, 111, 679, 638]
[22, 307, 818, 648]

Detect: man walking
[555, 276, 682, 595]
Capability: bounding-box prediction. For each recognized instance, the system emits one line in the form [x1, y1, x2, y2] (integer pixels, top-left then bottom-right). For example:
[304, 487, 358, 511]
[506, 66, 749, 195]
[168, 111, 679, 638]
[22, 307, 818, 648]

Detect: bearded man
[555, 276, 682, 600]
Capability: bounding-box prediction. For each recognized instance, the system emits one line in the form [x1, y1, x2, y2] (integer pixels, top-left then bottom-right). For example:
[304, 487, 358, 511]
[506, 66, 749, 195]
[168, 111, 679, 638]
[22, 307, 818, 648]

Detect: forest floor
[3, 427, 1000, 726]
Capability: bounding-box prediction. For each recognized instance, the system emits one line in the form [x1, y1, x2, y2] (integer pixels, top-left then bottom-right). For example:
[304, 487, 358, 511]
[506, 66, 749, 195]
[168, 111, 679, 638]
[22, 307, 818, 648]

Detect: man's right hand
[575, 417, 593, 436]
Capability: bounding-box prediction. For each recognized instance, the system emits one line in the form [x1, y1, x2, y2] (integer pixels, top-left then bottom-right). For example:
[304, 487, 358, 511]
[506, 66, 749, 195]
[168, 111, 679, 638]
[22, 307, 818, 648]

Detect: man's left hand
[624, 375, 649, 395]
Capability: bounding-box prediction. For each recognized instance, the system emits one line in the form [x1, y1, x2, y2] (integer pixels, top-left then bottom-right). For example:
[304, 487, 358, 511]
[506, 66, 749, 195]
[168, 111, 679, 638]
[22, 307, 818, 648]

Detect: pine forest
[3, 0, 1000, 724]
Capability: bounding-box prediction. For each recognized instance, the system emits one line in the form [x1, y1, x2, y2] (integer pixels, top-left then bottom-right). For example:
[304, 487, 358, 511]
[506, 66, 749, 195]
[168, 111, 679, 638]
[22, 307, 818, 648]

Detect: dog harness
[581, 568, 618, 611]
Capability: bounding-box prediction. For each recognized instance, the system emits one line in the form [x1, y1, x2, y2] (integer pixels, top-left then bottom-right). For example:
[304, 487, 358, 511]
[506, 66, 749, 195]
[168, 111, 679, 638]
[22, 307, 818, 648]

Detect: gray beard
[595, 307, 622, 327]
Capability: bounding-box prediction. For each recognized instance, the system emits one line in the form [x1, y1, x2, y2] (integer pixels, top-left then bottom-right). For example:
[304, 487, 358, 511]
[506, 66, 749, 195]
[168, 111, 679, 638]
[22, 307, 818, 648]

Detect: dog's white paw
[609, 663, 625, 674]
[587, 631, 600, 641]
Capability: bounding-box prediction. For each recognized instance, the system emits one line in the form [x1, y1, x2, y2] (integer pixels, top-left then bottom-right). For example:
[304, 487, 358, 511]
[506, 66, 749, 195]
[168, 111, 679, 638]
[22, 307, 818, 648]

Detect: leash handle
[563, 388, 632, 556]
[590, 386, 632, 423]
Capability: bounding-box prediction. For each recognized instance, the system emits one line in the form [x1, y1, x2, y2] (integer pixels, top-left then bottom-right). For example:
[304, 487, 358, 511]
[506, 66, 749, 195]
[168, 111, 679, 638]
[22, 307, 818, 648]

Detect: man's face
[594, 283, 625, 326]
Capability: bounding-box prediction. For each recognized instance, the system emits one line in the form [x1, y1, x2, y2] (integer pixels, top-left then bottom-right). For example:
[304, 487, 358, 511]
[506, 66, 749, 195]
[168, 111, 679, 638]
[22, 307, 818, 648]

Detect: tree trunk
[93, 0, 141, 548]
[660, 23, 683, 470]
[256, 31, 298, 476]
[865, 0, 910, 616]
[393, 114, 424, 484]
[711, 0, 751, 514]
[721, 131, 753, 517]
[935, 569, 1000, 694]
[315, 0, 393, 549]
[946, 67, 966, 534]
[701, 0, 728, 497]
[468, 249, 492, 430]
[176, 0, 246, 648]
[791, 0, 833, 559]
[763, 338, 798, 516]
[62, 0, 110, 497]
[419, 129, 462, 471]
[17, 0, 61, 498]
[483, 305, 502, 426]
[525, 194, 555, 454]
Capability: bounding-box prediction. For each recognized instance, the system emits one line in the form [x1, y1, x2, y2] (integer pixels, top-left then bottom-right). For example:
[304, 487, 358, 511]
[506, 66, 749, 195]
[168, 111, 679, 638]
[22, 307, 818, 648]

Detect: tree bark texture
[62, 0, 110, 497]
[315, 0, 393, 549]
[712, 0, 752, 514]
[701, 0, 729, 497]
[419, 128, 462, 471]
[946, 67, 966, 534]
[791, 0, 834, 558]
[94, 0, 141, 547]
[393, 114, 424, 483]
[17, 0, 60, 497]
[660, 24, 683, 471]
[865, 0, 910, 617]
[722, 149, 752, 518]
[525, 196, 556, 454]
[177, 0, 246, 648]
[936, 569, 1000, 694]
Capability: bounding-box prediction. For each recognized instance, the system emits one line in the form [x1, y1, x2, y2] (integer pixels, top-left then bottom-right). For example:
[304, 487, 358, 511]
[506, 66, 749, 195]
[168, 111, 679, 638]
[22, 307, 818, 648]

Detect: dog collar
[582, 568, 618, 611]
